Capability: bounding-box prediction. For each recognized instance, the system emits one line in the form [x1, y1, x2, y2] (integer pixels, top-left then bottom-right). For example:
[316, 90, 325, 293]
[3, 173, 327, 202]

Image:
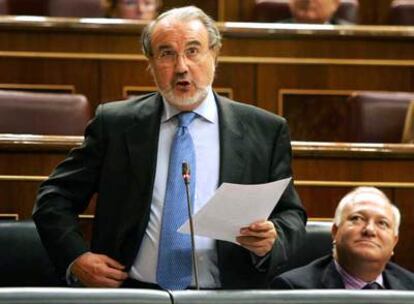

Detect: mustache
[174, 75, 191, 82]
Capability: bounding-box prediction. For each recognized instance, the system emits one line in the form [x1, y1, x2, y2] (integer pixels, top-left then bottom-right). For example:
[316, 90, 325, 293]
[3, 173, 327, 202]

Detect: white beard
[161, 85, 209, 108]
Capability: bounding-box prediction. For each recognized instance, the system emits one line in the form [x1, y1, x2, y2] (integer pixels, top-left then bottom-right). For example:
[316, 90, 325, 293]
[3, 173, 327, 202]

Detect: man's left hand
[236, 220, 277, 257]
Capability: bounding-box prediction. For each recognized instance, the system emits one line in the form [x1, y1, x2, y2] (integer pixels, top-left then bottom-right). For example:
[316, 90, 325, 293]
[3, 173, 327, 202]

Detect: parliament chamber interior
[1, 0, 414, 302]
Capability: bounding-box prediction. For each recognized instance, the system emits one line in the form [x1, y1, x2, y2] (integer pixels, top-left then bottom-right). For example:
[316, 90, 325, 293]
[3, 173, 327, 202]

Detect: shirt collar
[161, 86, 217, 124]
[334, 259, 384, 289]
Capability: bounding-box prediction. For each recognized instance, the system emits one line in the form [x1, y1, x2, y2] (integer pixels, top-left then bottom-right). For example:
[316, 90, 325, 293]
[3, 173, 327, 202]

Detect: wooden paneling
[256, 64, 413, 115]
[220, 0, 395, 24]
[0, 83, 74, 93]
[0, 0, 399, 25]
[0, 57, 101, 109]
[100, 60, 154, 103]
[218, 0, 256, 22]
[100, 60, 255, 106]
[214, 63, 256, 106]
[1, 180, 42, 219]
[358, 0, 394, 25]
[1, 135, 414, 270]
[0, 134, 88, 220]
[161, 0, 219, 20]
[225, 0, 396, 24]
[0, 18, 414, 271]
[280, 90, 352, 141]
[292, 142, 414, 271]
[1, 19, 414, 114]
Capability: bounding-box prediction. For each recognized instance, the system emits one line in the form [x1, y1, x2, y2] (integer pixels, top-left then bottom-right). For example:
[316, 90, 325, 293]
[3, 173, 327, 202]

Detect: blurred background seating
[284, 220, 333, 273]
[348, 91, 414, 143]
[103, 0, 161, 20]
[0, 0, 412, 26]
[253, 0, 359, 23]
[48, 0, 104, 18]
[0, 0, 413, 26]
[0, 220, 62, 287]
[336, 0, 359, 23]
[254, 0, 291, 22]
[0, 0, 105, 17]
[7, 0, 47, 16]
[389, 0, 414, 25]
[0, 90, 91, 136]
[0, 0, 7, 15]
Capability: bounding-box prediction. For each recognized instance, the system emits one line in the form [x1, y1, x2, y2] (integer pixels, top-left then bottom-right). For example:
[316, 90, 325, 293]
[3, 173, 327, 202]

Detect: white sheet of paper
[178, 177, 291, 244]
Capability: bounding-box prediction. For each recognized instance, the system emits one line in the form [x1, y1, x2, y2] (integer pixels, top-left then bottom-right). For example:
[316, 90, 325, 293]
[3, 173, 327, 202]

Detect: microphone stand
[182, 161, 200, 290]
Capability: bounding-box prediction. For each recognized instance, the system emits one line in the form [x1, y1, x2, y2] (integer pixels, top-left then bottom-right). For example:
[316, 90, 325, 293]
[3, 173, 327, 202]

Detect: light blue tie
[157, 111, 196, 290]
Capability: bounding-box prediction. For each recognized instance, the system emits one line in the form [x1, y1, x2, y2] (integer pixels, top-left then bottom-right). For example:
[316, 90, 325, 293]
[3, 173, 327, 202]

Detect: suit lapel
[384, 264, 405, 289]
[125, 94, 163, 188]
[118, 94, 163, 265]
[321, 258, 346, 288]
[216, 94, 246, 184]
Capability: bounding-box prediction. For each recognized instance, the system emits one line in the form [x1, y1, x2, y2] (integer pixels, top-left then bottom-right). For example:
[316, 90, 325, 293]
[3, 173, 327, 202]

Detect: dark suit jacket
[33, 92, 306, 289]
[271, 255, 414, 290]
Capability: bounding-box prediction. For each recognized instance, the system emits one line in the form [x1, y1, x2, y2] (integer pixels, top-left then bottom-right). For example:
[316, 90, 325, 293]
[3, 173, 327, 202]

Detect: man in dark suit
[285, 0, 353, 24]
[271, 187, 414, 290]
[33, 6, 306, 289]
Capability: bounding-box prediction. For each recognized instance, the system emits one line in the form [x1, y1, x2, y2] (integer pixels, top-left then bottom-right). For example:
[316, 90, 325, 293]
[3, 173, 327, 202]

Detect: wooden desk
[0, 134, 81, 220]
[0, 17, 414, 131]
[293, 141, 414, 271]
[1, 135, 413, 270]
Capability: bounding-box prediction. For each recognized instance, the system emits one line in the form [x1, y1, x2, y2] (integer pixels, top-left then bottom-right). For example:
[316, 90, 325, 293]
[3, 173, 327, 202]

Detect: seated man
[103, 0, 161, 20]
[271, 187, 414, 289]
[286, 0, 351, 24]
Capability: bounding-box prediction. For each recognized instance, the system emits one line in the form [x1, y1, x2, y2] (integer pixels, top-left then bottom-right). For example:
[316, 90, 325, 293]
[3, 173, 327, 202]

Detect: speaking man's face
[149, 18, 217, 111]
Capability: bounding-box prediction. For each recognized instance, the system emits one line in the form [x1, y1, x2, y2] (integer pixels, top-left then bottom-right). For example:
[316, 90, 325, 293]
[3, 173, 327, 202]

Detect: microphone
[182, 161, 200, 290]
[182, 161, 191, 185]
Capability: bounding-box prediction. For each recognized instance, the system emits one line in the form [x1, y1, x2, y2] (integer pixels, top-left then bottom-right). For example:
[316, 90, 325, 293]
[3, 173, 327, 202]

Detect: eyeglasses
[154, 46, 211, 66]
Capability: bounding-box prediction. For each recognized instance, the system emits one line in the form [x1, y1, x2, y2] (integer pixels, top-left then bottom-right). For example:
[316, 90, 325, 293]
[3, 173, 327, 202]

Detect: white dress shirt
[130, 87, 221, 288]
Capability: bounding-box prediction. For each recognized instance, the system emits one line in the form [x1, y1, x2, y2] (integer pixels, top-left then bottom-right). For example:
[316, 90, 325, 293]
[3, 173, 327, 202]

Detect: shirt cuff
[251, 252, 271, 272]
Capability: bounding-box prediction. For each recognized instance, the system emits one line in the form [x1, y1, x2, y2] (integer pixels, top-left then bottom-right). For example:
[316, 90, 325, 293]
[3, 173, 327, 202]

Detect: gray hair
[141, 6, 222, 58]
[333, 187, 401, 236]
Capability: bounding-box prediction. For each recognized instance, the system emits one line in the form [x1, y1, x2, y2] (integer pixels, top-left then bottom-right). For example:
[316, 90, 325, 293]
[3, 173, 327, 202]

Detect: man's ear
[393, 234, 399, 249]
[331, 223, 338, 241]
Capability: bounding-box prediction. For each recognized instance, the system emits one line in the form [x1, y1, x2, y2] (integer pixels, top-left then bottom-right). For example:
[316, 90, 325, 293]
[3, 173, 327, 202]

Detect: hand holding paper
[178, 177, 291, 244]
[237, 220, 278, 256]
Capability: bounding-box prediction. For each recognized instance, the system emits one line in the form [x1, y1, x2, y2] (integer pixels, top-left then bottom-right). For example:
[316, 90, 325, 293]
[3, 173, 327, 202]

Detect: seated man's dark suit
[271, 255, 414, 290]
[33, 92, 306, 289]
